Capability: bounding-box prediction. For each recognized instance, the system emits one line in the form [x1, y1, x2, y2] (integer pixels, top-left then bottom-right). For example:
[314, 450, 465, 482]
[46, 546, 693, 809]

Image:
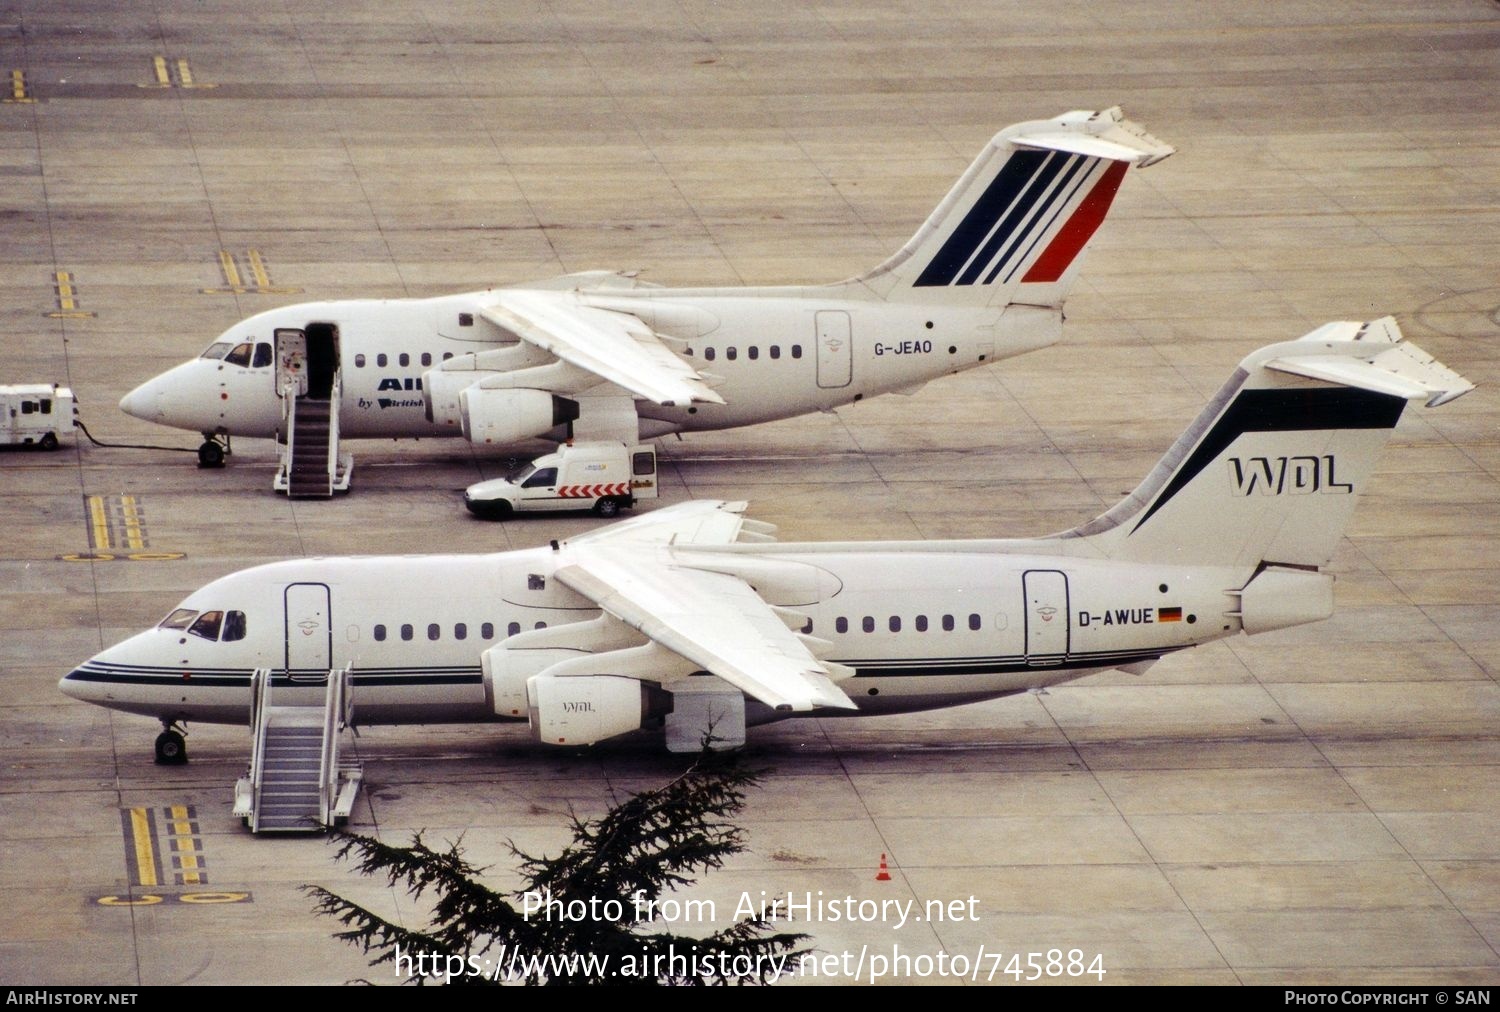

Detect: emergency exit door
[284, 582, 332, 683]
[1023, 570, 1070, 665]
[815, 311, 852, 389]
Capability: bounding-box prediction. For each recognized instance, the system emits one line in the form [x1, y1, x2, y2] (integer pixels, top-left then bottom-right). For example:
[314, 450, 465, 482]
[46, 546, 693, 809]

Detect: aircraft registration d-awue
[118, 107, 1173, 489]
[65, 318, 1471, 765]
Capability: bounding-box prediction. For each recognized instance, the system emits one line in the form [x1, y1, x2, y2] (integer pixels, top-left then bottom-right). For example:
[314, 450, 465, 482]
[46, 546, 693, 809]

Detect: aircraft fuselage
[61, 545, 1242, 731]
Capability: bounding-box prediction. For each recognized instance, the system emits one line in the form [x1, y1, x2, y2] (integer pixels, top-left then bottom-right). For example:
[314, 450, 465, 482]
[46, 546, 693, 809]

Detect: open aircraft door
[284, 582, 332, 683]
[1023, 570, 1070, 665]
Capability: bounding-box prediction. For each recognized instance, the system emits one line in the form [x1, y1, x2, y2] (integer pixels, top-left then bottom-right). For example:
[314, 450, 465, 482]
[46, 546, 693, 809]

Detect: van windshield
[508, 462, 537, 484]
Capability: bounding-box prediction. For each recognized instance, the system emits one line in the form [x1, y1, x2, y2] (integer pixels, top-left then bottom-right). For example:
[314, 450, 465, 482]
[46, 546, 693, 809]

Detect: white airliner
[64, 318, 1471, 764]
[117, 107, 1173, 487]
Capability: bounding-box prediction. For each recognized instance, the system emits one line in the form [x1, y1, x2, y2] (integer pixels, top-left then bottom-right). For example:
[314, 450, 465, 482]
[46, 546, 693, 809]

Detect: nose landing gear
[197, 433, 229, 468]
[155, 721, 188, 764]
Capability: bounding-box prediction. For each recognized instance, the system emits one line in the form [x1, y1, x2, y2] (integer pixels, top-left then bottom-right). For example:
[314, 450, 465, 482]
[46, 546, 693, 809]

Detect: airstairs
[234, 666, 363, 833]
[274, 375, 352, 498]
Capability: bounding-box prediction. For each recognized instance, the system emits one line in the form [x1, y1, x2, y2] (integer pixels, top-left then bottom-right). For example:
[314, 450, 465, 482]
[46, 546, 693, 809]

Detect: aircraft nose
[119, 377, 164, 422]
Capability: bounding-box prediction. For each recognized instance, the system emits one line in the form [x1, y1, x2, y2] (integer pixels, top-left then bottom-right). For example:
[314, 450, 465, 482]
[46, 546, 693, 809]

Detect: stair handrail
[324, 373, 341, 495]
[318, 665, 352, 826]
[247, 667, 274, 833]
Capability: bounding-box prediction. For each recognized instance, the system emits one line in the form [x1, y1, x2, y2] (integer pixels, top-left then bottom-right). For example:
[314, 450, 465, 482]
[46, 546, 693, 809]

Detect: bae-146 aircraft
[118, 108, 1172, 480]
[64, 318, 1470, 762]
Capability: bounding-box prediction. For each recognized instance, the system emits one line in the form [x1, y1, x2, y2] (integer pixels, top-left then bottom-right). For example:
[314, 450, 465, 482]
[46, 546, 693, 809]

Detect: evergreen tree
[305, 751, 811, 985]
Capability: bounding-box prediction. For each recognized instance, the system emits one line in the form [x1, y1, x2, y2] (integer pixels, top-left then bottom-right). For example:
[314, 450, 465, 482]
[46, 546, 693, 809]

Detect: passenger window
[377, 353, 388, 367]
[442, 352, 453, 361]
[916, 615, 928, 632]
[792, 345, 803, 359]
[401, 624, 413, 641]
[942, 614, 955, 632]
[225, 343, 253, 367]
[683, 347, 693, 357]
[427, 623, 440, 641]
[969, 613, 981, 631]
[222, 611, 247, 642]
[454, 623, 467, 641]
[399, 353, 410, 367]
[374, 624, 386, 642]
[889, 616, 901, 633]
[481, 622, 495, 639]
[421, 352, 432, 366]
[253, 343, 273, 368]
[835, 617, 848, 634]
[355, 354, 366, 368]
[534, 621, 547, 630]
[160, 608, 198, 630]
[522, 467, 557, 489]
[188, 611, 224, 641]
[726, 347, 737, 361]
[748, 347, 758, 360]
[862, 616, 874, 633]
[507, 622, 520, 636]
[770, 346, 780, 360]
[704, 348, 716, 362]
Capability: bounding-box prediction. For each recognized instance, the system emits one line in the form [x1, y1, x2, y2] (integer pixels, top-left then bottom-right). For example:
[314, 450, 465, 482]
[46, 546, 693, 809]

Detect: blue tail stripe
[994, 156, 1099, 285]
[957, 152, 1078, 286]
[912, 148, 1049, 288]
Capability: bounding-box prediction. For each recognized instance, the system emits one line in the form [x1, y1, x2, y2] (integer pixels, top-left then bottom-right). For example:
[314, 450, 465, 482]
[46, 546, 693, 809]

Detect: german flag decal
[1158, 607, 1183, 623]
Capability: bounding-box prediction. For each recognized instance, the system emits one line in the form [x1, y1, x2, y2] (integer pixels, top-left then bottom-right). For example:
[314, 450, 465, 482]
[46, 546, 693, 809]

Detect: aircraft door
[815, 311, 852, 389]
[275, 328, 308, 397]
[284, 582, 332, 683]
[1022, 570, 1069, 665]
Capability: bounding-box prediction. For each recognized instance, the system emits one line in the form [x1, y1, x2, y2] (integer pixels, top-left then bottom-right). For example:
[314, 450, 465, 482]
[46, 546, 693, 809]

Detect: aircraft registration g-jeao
[65, 319, 1471, 771]
[118, 108, 1173, 492]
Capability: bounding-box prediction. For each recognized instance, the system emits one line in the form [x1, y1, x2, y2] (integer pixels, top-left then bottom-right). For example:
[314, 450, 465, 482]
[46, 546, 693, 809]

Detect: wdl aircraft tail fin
[853, 107, 1173, 307]
[1060, 317, 1472, 570]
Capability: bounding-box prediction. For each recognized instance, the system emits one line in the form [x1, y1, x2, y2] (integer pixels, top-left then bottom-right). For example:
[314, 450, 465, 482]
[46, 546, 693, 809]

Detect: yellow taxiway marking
[119, 495, 145, 551]
[141, 56, 216, 89]
[202, 250, 302, 295]
[167, 805, 203, 886]
[47, 270, 96, 319]
[86, 495, 110, 551]
[5, 69, 34, 103]
[128, 807, 159, 888]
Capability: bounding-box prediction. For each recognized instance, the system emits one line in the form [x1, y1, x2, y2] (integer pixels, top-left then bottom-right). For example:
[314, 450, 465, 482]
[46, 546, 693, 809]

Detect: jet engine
[482, 638, 672, 746]
[1235, 567, 1334, 634]
[459, 387, 580, 445]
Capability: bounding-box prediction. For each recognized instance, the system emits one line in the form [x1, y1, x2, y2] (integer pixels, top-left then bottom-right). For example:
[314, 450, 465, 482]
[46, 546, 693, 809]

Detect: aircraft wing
[476, 289, 725, 407]
[555, 545, 857, 713]
[563, 500, 778, 548]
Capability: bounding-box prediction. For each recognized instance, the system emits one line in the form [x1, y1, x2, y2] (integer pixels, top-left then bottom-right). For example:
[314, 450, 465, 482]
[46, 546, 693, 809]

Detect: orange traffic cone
[875, 853, 892, 881]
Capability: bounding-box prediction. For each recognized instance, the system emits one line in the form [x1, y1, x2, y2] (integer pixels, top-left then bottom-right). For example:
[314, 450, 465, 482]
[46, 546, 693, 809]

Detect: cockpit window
[188, 611, 224, 640]
[253, 343, 273, 368]
[224, 343, 254, 367]
[160, 608, 198, 630]
[200, 343, 232, 361]
[222, 610, 247, 642]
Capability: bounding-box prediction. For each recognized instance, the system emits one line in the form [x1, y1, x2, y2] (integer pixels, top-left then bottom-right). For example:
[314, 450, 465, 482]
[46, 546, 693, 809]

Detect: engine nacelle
[459, 387, 579, 445]
[1238, 567, 1334, 634]
[423, 369, 485, 428]
[527, 674, 651, 746]
[483, 644, 576, 719]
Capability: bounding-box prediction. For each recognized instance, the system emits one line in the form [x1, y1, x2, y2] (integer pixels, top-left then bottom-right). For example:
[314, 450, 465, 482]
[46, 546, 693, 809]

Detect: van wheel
[593, 497, 621, 518]
[39, 432, 58, 451]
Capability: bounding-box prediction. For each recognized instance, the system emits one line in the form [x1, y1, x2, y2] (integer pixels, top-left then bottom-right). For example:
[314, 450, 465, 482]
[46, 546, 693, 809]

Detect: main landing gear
[197, 433, 229, 469]
[155, 721, 188, 765]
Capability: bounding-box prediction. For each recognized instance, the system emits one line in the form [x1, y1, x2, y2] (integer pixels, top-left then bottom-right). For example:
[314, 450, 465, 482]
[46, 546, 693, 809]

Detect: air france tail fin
[854, 107, 1173, 306]
[1063, 317, 1472, 569]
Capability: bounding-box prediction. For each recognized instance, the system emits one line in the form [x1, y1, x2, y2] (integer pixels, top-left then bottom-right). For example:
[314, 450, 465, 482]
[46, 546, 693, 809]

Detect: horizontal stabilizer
[1266, 316, 1475, 407]
[1003, 106, 1176, 167]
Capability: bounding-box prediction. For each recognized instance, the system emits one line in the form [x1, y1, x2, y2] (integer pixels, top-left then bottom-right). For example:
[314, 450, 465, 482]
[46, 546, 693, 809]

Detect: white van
[464, 441, 658, 519]
[2, 385, 76, 450]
